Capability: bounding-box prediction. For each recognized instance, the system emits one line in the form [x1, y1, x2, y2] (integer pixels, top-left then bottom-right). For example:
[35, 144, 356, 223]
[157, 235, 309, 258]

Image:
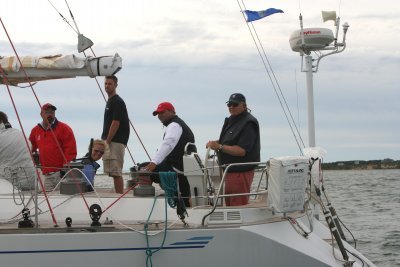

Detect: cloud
[1, 0, 399, 167]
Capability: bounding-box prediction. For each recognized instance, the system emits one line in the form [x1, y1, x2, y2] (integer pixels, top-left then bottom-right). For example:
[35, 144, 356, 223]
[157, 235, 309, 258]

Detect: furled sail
[0, 53, 122, 85]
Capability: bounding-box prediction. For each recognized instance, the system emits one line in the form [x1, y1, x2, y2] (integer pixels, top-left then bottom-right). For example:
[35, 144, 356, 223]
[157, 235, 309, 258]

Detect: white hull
[0, 187, 375, 267]
[0, 15, 374, 263]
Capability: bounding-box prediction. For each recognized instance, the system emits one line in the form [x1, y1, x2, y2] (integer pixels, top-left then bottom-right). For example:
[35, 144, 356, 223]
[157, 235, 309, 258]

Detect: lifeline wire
[237, 0, 306, 154]
[48, 0, 152, 163]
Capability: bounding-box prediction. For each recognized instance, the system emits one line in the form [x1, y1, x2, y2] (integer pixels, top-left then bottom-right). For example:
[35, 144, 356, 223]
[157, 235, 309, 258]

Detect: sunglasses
[93, 149, 105, 155]
[227, 102, 239, 107]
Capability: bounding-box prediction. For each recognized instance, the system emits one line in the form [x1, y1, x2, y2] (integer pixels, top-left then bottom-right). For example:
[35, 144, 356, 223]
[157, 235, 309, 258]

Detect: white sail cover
[0, 53, 122, 85]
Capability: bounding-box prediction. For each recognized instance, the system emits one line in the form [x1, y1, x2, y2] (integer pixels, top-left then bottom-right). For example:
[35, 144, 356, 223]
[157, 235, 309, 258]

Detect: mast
[289, 14, 350, 220]
[305, 55, 315, 147]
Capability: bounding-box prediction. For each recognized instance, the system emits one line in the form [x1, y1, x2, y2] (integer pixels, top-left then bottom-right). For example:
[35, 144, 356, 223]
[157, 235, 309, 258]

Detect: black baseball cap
[226, 93, 246, 104]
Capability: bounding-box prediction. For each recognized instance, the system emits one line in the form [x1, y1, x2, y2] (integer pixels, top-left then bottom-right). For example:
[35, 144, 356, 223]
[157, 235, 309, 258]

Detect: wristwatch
[217, 144, 223, 152]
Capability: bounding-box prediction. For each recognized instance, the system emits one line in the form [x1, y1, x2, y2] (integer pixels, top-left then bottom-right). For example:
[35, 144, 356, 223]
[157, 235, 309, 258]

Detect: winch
[59, 161, 87, 195]
[129, 165, 155, 197]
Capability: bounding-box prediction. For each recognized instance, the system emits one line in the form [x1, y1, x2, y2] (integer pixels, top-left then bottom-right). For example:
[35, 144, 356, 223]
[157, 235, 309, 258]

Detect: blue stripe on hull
[0, 235, 215, 254]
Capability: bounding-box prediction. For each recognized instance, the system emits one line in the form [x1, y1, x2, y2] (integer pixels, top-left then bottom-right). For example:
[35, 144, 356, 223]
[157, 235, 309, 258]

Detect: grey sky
[1, 0, 399, 170]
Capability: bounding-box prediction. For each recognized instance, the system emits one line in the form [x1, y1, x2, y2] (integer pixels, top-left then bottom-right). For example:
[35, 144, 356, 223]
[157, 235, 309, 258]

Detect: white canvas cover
[1, 53, 122, 85]
[0, 54, 85, 73]
[267, 156, 309, 213]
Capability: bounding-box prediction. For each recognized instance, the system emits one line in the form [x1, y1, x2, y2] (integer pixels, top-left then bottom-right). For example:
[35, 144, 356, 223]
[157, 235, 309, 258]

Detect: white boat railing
[201, 161, 267, 225]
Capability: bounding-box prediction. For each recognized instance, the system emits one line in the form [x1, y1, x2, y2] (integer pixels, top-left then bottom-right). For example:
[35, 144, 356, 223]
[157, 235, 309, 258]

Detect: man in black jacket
[207, 93, 260, 206]
[144, 102, 196, 207]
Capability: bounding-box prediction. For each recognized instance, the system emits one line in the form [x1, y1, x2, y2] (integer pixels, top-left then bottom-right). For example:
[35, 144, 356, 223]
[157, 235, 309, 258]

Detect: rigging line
[240, 0, 306, 149]
[64, 0, 82, 34]
[46, 0, 78, 34]
[0, 69, 58, 227]
[81, 66, 146, 165]
[238, 1, 304, 151]
[50, 1, 151, 164]
[101, 185, 136, 214]
[319, 166, 357, 247]
[298, 0, 302, 14]
[61, 169, 91, 211]
[46, 0, 147, 179]
[0, 18, 90, 220]
[338, 0, 342, 18]
[248, 19, 306, 149]
[80, 52, 140, 165]
[237, 3, 292, 133]
[84, 49, 151, 162]
[237, 0, 304, 153]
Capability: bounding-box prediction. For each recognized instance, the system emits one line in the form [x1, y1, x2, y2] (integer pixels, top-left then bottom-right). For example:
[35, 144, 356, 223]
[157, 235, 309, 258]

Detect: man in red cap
[29, 103, 77, 191]
[144, 102, 196, 207]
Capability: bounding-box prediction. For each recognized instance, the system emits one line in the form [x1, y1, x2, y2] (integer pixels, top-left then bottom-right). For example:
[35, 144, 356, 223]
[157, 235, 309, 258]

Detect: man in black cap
[207, 93, 260, 206]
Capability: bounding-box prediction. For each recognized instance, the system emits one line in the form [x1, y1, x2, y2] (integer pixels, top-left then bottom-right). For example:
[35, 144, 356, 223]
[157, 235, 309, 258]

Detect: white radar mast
[289, 14, 349, 148]
[289, 13, 349, 220]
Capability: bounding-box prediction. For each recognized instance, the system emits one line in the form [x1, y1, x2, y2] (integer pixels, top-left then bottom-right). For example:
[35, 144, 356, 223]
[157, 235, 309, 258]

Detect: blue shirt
[82, 161, 100, 186]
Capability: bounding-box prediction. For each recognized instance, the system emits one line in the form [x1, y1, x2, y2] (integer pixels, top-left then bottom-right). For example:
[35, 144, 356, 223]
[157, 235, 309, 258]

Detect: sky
[1, 0, 399, 170]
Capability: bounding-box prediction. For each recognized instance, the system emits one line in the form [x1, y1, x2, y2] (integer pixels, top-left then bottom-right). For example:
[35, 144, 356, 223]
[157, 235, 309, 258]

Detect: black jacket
[218, 111, 260, 172]
[163, 115, 196, 171]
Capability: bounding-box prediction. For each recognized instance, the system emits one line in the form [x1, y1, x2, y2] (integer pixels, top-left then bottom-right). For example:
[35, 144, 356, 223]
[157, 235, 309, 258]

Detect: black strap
[97, 57, 101, 76]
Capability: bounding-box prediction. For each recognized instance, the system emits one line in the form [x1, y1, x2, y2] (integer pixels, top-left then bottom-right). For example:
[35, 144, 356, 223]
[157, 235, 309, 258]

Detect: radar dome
[289, 28, 334, 52]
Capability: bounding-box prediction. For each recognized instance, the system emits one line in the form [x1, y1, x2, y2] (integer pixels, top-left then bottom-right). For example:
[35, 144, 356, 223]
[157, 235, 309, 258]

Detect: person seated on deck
[81, 139, 106, 192]
[0, 111, 36, 190]
[143, 102, 196, 207]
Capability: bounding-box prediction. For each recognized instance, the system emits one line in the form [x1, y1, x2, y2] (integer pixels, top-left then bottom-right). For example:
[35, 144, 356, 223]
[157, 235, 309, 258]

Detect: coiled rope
[159, 172, 178, 208]
[160, 172, 188, 223]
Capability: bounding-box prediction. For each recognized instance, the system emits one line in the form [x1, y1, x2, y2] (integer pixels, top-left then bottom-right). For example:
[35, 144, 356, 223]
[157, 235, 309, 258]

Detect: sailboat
[0, 5, 376, 267]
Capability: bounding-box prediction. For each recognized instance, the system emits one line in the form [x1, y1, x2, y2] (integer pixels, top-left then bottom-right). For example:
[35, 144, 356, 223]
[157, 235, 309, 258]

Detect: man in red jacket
[29, 103, 77, 191]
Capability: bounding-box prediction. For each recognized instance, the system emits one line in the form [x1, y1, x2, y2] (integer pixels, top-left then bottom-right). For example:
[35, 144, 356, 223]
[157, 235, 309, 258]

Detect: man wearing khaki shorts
[101, 75, 130, 193]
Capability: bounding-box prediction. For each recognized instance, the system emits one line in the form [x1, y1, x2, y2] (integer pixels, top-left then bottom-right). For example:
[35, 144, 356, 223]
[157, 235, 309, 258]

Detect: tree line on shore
[322, 158, 400, 170]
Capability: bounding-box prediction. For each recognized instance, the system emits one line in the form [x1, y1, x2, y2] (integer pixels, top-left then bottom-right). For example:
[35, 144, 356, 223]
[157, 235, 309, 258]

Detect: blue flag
[244, 8, 284, 22]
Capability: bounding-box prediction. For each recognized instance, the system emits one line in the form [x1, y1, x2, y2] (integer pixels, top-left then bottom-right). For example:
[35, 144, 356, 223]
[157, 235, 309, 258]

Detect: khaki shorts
[103, 142, 125, 177]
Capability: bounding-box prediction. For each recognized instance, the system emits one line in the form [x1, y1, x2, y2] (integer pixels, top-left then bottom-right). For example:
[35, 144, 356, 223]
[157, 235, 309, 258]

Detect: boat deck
[0, 187, 303, 234]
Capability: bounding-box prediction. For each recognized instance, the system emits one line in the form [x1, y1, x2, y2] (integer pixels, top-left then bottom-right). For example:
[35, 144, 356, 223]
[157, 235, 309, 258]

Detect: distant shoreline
[322, 159, 400, 170]
[97, 159, 400, 174]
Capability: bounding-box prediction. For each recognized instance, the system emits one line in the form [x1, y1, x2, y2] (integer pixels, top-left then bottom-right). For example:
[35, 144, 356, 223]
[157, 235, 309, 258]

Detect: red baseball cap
[152, 102, 175, 116]
[41, 103, 57, 111]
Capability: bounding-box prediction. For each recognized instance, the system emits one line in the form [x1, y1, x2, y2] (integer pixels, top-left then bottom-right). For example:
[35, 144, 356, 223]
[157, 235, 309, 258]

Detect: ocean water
[322, 169, 400, 267]
[96, 169, 400, 266]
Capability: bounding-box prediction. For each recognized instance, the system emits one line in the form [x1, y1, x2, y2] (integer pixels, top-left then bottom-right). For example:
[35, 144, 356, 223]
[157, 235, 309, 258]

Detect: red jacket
[29, 119, 77, 174]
